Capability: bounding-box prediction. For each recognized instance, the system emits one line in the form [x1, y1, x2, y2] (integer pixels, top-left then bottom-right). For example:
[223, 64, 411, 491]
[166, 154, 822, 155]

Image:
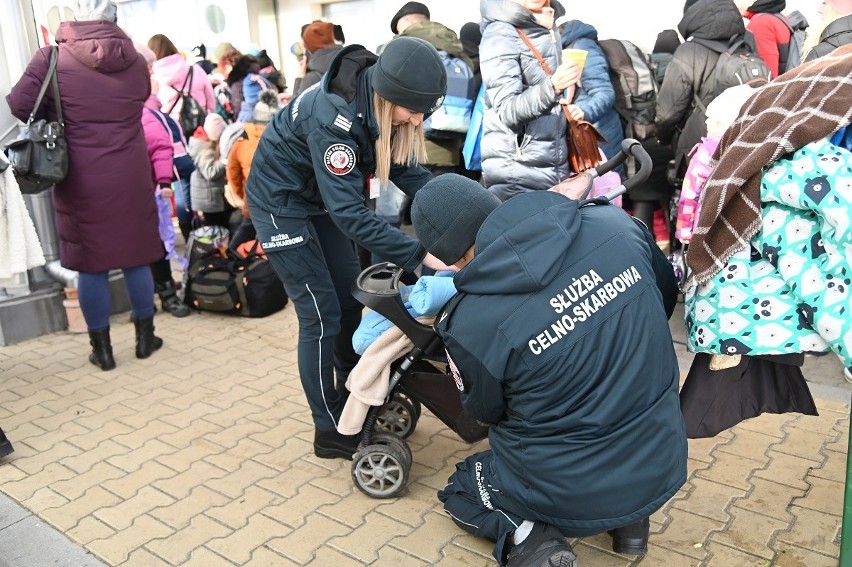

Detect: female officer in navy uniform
[246, 37, 450, 459]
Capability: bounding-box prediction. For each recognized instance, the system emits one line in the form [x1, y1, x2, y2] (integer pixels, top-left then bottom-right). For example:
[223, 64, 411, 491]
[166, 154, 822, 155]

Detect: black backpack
[184, 243, 288, 317]
[692, 37, 771, 113]
[597, 39, 658, 141]
[168, 70, 207, 139]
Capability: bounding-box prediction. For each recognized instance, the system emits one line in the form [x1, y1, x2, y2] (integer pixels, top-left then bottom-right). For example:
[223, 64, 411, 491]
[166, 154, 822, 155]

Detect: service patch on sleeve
[446, 349, 464, 392]
[323, 143, 356, 176]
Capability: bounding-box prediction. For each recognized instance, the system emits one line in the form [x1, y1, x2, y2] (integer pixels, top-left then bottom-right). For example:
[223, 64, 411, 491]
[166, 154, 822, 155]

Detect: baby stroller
[349, 139, 653, 499]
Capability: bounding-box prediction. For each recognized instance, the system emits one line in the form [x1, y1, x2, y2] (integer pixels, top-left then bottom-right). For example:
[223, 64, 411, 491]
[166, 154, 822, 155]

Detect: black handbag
[4, 46, 68, 194]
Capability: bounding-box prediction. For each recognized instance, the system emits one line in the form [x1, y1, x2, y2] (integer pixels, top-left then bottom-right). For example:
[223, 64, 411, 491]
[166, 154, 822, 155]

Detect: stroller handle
[574, 138, 653, 200]
[593, 138, 653, 202]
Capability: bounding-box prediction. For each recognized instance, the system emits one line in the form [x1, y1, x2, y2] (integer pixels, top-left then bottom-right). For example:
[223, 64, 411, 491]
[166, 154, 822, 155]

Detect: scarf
[686, 44, 852, 287]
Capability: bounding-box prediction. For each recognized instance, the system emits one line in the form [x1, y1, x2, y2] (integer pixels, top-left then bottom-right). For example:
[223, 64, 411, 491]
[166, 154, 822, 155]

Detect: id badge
[369, 176, 381, 200]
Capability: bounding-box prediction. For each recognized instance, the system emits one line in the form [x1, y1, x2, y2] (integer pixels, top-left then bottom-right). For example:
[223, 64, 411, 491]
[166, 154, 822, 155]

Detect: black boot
[156, 281, 191, 318]
[0, 427, 14, 458]
[88, 327, 116, 371]
[609, 516, 650, 556]
[133, 315, 163, 359]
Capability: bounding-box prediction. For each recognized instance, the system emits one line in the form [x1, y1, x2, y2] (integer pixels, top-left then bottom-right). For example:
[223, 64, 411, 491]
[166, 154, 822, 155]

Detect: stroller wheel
[371, 432, 413, 469]
[351, 444, 410, 498]
[376, 392, 420, 438]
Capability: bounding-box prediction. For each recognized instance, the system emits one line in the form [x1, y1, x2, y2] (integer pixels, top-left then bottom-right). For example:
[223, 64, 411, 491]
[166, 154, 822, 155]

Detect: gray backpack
[767, 11, 809, 74]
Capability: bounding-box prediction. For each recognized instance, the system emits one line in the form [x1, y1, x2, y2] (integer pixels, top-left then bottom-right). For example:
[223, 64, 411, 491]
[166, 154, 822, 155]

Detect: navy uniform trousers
[261, 212, 362, 432]
[439, 451, 524, 564]
[440, 450, 613, 565]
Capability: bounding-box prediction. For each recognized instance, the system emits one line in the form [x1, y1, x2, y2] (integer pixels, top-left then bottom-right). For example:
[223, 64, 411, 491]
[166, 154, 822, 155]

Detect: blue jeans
[77, 265, 155, 331]
[173, 178, 192, 226]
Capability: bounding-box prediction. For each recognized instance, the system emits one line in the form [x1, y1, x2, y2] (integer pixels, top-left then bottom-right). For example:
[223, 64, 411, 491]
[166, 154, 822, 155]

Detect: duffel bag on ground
[184, 243, 287, 317]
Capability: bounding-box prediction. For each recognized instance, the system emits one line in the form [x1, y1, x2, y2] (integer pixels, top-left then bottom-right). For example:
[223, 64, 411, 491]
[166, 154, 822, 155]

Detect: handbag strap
[516, 28, 554, 76]
[515, 28, 574, 124]
[27, 46, 62, 126]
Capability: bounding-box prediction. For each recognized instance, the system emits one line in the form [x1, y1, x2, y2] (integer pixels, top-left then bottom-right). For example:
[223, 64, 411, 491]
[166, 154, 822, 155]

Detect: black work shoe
[608, 516, 650, 556]
[313, 429, 360, 460]
[506, 522, 577, 567]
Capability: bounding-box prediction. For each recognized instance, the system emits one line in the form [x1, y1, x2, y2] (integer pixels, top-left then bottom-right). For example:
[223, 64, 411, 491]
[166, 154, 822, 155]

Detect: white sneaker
[844, 368, 852, 384]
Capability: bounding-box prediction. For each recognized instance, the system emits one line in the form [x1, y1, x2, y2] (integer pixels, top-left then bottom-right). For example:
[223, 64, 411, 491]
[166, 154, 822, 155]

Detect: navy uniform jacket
[437, 191, 686, 533]
[246, 45, 432, 272]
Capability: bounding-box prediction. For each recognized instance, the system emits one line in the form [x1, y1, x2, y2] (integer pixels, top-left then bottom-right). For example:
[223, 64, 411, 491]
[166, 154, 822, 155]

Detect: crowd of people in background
[5, 0, 852, 566]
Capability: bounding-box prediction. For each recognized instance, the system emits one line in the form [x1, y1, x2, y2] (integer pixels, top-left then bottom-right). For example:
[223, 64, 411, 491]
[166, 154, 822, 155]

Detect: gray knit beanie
[371, 36, 447, 115]
[411, 174, 501, 265]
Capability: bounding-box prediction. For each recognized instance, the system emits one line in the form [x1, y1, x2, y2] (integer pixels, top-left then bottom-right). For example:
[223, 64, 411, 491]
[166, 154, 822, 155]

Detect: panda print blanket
[685, 137, 852, 375]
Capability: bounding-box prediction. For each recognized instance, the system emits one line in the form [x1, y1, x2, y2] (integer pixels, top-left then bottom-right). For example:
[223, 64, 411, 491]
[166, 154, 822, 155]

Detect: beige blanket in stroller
[338, 317, 434, 435]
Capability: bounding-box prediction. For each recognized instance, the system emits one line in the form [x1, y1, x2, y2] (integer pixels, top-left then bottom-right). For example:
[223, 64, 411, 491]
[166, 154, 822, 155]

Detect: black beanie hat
[372, 36, 447, 114]
[460, 22, 483, 59]
[391, 1, 430, 34]
[653, 29, 681, 54]
[412, 174, 501, 265]
[747, 0, 785, 13]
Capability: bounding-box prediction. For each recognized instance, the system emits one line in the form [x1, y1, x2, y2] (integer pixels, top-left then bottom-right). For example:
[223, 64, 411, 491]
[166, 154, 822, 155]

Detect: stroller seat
[346, 263, 488, 498]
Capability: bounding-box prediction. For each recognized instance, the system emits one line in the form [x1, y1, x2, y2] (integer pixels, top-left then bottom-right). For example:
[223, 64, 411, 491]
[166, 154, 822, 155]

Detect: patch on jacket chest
[324, 143, 356, 176]
[446, 349, 464, 392]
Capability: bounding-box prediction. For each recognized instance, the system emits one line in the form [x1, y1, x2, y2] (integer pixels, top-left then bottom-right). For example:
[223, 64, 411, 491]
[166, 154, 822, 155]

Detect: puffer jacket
[745, 0, 791, 77]
[655, 0, 746, 175]
[226, 122, 266, 218]
[188, 138, 225, 213]
[479, 0, 569, 200]
[805, 15, 852, 62]
[5, 20, 161, 273]
[560, 20, 624, 165]
[438, 191, 686, 533]
[152, 53, 216, 123]
[141, 95, 174, 187]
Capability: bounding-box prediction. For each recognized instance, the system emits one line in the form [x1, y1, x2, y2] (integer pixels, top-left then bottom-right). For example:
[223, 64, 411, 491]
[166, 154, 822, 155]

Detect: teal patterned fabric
[686, 138, 852, 373]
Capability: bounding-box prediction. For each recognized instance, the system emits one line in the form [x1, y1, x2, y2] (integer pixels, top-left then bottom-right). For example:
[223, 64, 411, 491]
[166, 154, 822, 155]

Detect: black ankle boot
[0, 427, 14, 458]
[609, 516, 650, 556]
[133, 315, 163, 359]
[156, 281, 191, 318]
[88, 327, 116, 371]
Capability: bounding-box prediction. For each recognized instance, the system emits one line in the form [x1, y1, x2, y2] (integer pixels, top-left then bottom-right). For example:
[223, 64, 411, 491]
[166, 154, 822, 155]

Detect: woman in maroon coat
[6, 0, 164, 370]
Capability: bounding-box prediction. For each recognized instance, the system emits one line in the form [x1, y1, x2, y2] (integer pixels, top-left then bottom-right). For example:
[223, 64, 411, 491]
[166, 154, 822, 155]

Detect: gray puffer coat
[479, 0, 568, 201]
[188, 138, 226, 213]
[655, 0, 746, 174]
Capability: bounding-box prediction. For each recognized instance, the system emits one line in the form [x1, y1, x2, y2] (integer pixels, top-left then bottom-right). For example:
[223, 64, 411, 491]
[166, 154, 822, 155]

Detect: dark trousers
[439, 450, 622, 565]
[438, 451, 525, 565]
[262, 214, 362, 431]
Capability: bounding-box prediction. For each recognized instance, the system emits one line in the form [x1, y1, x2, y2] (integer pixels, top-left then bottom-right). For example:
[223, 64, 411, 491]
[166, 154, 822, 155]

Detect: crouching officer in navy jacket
[246, 37, 453, 460]
[411, 174, 687, 567]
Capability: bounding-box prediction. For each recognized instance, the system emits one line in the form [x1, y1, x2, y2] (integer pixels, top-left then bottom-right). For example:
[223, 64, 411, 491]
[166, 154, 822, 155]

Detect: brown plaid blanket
[686, 44, 852, 287]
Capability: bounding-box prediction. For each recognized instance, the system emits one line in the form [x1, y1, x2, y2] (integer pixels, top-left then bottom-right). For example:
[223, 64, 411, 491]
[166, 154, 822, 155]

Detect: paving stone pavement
[0, 305, 848, 566]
